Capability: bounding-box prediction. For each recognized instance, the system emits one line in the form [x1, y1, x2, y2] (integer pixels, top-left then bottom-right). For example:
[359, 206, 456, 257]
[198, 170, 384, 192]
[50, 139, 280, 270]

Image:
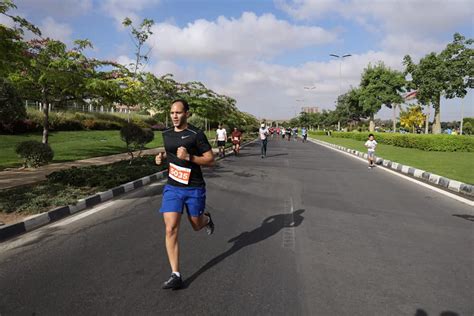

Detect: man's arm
[190, 149, 215, 167]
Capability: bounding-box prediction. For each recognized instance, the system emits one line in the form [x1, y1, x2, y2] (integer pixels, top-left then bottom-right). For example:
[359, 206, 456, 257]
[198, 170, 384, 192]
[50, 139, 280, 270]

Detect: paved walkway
[0, 148, 165, 190]
[0, 147, 227, 190]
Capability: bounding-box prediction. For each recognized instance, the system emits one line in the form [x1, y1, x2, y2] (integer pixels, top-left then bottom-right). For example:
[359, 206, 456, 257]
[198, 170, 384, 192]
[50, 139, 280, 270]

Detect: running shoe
[162, 273, 183, 290]
[204, 212, 214, 235]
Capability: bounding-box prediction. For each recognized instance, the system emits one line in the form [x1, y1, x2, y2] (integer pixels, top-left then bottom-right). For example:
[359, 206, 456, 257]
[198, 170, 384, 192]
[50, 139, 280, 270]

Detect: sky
[3, 0, 474, 121]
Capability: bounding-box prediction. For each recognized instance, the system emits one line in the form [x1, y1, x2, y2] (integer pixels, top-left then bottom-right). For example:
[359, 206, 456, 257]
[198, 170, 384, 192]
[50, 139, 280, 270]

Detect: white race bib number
[169, 163, 191, 185]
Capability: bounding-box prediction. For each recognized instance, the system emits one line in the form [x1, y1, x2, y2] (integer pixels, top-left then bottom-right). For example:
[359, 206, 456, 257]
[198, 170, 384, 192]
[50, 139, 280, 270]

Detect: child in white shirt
[364, 133, 377, 169]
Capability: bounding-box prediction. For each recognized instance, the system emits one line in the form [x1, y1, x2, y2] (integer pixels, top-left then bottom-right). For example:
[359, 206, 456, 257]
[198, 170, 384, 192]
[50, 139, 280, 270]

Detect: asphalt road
[1, 137, 473, 315]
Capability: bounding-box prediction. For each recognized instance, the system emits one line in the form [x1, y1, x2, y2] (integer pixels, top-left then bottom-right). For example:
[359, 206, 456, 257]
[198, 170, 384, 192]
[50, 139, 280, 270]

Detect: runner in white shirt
[364, 133, 378, 169]
[259, 123, 270, 158]
[215, 124, 227, 158]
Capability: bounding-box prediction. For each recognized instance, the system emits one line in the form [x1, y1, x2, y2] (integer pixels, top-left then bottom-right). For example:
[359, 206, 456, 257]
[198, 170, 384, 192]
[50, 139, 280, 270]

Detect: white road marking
[309, 138, 474, 208]
[282, 197, 296, 250]
[50, 200, 116, 227]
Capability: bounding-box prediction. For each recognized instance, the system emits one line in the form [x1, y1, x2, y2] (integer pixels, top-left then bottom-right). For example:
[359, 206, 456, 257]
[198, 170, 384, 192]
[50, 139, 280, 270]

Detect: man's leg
[163, 212, 182, 273]
[188, 214, 210, 231]
[263, 139, 267, 156]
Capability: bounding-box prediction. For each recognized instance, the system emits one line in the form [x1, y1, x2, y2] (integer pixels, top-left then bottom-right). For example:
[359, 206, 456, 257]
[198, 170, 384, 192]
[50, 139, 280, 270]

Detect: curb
[0, 170, 168, 242]
[308, 137, 473, 198]
[0, 138, 256, 242]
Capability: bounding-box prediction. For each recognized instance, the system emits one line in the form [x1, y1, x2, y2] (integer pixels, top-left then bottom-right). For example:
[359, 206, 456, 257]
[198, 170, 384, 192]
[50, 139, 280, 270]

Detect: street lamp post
[295, 99, 305, 117]
[330, 54, 351, 131]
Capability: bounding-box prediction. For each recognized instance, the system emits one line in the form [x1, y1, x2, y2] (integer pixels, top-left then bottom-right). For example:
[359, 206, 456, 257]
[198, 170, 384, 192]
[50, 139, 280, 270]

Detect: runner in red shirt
[231, 127, 242, 156]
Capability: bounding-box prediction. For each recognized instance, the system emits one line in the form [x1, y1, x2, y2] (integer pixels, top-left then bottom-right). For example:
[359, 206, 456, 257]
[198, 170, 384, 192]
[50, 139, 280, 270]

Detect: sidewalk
[0, 148, 164, 190]
[0, 147, 225, 190]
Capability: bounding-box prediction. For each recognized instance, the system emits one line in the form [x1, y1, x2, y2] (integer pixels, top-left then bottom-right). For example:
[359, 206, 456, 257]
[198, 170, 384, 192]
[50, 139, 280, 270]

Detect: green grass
[309, 132, 474, 185]
[0, 130, 165, 170]
[0, 130, 223, 170]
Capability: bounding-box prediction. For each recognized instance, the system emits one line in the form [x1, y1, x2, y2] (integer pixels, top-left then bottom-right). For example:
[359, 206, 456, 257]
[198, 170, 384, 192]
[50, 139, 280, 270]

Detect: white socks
[172, 271, 181, 277]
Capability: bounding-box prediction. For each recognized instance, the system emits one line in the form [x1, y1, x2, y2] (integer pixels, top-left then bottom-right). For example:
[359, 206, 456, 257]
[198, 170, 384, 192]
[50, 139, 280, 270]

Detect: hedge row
[329, 131, 474, 152]
[0, 110, 162, 134]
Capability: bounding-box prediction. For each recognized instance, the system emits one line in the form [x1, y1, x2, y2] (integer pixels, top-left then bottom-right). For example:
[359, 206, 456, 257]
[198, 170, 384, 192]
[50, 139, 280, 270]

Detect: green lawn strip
[0, 130, 165, 170]
[309, 132, 474, 185]
[0, 156, 166, 215]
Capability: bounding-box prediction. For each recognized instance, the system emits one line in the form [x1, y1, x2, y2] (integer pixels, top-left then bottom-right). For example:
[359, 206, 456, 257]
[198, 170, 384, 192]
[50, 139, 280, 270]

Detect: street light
[330, 53, 351, 131]
[295, 99, 305, 117]
[329, 53, 352, 97]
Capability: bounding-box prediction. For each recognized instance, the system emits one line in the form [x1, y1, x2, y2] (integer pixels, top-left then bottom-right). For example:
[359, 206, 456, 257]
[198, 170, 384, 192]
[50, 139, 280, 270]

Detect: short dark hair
[368, 133, 374, 137]
[171, 99, 189, 112]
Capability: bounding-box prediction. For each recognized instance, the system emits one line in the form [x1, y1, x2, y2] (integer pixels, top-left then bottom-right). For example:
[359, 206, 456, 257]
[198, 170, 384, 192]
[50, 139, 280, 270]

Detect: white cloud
[277, 0, 473, 57]
[277, 0, 473, 35]
[16, 0, 92, 17]
[100, 0, 160, 27]
[148, 12, 337, 64]
[39, 17, 73, 43]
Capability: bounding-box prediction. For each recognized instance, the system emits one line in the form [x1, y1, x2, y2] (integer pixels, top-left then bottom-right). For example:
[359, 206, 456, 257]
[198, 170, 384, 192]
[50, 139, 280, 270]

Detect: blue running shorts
[159, 184, 206, 217]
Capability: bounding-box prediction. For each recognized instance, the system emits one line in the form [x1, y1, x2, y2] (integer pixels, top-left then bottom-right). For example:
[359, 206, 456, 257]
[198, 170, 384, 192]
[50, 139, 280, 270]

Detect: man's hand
[155, 152, 165, 165]
[177, 146, 190, 161]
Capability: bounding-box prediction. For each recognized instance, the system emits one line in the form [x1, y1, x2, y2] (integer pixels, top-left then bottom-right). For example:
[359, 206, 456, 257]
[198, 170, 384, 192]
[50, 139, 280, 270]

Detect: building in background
[301, 106, 320, 114]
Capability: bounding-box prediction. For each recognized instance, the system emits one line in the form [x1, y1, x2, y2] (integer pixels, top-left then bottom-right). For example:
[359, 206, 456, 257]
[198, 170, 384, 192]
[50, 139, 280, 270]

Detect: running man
[286, 127, 292, 141]
[259, 123, 269, 158]
[231, 127, 242, 155]
[301, 127, 308, 143]
[364, 133, 377, 169]
[216, 124, 227, 158]
[155, 99, 215, 290]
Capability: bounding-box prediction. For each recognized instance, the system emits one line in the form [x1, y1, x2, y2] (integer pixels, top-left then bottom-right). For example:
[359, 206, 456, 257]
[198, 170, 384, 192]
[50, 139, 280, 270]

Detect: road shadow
[182, 209, 305, 288]
[265, 153, 289, 158]
[452, 214, 474, 222]
[415, 309, 459, 316]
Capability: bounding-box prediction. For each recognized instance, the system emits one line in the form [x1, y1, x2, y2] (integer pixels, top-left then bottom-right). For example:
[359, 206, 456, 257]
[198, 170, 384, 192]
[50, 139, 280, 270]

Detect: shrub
[120, 123, 155, 161]
[15, 140, 54, 168]
[329, 131, 474, 152]
[463, 122, 472, 135]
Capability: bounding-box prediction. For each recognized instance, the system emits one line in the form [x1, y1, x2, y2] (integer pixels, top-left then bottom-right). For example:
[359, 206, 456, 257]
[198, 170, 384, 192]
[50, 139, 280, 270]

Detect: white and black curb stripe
[0, 138, 257, 242]
[309, 137, 473, 198]
[0, 170, 168, 242]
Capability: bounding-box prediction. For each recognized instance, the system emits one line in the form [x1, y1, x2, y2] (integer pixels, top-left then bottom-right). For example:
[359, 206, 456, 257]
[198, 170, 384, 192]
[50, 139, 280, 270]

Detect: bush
[329, 131, 474, 152]
[15, 140, 54, 168]
[120, 123, 155, 161]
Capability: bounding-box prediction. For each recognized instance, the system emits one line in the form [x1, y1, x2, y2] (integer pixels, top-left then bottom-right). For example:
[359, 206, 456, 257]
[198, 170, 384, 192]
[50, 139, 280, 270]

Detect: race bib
[169, 163, 191, 185]
[233, 137, 239, 141]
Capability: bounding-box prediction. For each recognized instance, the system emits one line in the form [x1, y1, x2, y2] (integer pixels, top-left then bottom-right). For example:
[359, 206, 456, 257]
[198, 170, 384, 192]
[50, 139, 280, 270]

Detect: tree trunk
[425, 105, 430, 134]
[42, 88, 49, 144]
[432, 95, 441, 134]
[369, 114, 375, 132]
[392, 105, 397, 133]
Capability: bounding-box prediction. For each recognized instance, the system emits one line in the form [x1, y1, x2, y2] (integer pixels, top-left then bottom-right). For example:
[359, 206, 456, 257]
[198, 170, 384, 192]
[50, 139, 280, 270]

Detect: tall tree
[359, 62, 406, 132]
[0, 0, 41, 125]
[121, 17, 154, 121]
[10, 38, 95, 143]
[333, 88, 366, 130]
[404, 33, 473, 134]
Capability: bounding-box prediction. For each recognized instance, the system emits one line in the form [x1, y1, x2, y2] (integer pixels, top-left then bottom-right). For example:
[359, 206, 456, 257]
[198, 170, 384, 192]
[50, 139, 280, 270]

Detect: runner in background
[231, 127, 242, 156]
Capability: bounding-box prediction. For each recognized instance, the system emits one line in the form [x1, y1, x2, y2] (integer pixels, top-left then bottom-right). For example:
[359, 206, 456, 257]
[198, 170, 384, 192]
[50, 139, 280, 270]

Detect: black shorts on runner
[217, 141, 226, 147]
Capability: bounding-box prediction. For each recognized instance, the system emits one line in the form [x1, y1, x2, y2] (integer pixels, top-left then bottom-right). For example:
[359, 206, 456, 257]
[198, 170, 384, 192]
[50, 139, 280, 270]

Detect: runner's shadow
[182, 209, 305, 288]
